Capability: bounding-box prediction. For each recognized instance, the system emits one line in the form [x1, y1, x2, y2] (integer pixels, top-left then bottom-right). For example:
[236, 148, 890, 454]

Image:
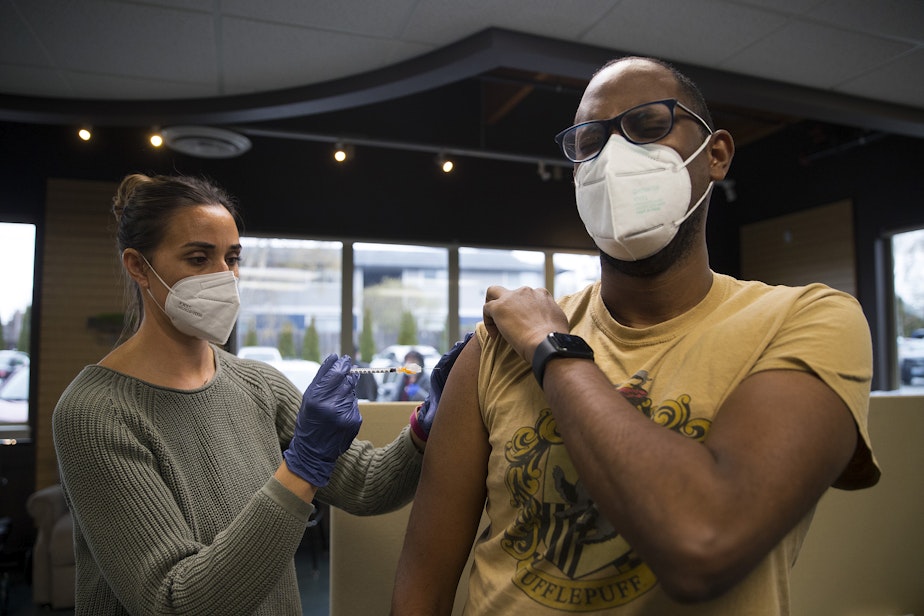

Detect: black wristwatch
[531, 332, 595, 388]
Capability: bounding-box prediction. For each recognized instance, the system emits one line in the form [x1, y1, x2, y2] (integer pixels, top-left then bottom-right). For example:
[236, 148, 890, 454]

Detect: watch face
[549, 332, 594, 355]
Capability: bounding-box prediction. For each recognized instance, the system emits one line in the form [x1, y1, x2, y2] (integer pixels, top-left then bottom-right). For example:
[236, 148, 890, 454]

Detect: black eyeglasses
[554, 98, 712, 163]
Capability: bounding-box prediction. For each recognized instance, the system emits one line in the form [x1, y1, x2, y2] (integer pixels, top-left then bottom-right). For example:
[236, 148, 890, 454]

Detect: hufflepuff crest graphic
[500, 370, 712, 611]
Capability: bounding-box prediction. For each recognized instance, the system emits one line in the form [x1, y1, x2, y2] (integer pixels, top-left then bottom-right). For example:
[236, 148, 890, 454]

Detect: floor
[1, 534, 330, 616]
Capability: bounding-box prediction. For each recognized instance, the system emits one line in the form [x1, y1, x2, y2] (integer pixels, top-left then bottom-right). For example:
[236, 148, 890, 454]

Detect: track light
[437, 153, 454, 173]
[77, 126, 92, 142]
[537, 161, 551, 181]
[149, 128, 164, 148]
[333, 142, 353, 163]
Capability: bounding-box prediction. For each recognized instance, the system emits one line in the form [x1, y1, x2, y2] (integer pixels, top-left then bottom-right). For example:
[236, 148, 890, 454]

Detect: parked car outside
[237, 346, 284, 362]
[267, 359, 321, 392]
[0, 350, 29, 381]
[0, 364, 29, 424]
[236, 347, 321, 393]
[899, 328, 924, 385]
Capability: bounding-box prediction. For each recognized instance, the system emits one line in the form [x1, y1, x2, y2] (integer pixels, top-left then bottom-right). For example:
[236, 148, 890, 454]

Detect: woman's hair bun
[112, 173, 152, 222]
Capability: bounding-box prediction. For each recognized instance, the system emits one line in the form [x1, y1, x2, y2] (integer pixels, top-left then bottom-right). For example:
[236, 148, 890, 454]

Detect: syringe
[350, 362, 422, 375]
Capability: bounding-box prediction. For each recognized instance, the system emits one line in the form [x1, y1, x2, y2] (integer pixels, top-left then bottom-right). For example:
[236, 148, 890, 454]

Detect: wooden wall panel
[740, 200, 857, 296]
[35, 178, 120, 489]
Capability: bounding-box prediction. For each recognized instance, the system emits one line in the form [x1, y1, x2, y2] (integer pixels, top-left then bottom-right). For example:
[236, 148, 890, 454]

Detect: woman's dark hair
[112, 173, 243, 338]
[405, 350, 426, 370]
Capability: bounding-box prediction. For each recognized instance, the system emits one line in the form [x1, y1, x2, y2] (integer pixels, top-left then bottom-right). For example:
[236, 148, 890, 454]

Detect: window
[232, 236, 601, 399]
[354, 242, 448, 351]
[235, 237, 342, 390]
[0, 222, 35, 443]
[459, 247, 545, 336]
[353, 243, 448, 401]
[893, 228, 924, 391]
[553, 252, 601, 297]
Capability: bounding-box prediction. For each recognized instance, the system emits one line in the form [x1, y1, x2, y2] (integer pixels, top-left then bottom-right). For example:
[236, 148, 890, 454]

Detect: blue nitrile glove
[283, 354, 362, 487]
[410, 332, 474, 441]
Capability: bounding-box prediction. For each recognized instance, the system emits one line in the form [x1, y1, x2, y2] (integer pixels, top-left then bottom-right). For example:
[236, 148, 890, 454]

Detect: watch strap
[531, 333, 594, 388]
[531, 336, 557, 387]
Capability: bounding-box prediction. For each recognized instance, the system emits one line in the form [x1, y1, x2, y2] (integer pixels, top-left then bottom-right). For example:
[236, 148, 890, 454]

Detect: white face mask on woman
[575, 133, 714, 261]
[140, 255, 240, 344]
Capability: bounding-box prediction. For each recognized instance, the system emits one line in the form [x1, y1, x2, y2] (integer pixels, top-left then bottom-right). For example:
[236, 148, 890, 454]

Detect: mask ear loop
[672, 181, 714, 230]
[678, 131, 715, 168]
[671, 131, 717, 228]
[130, 252, 175, 319]
[135, 253, 172, 293]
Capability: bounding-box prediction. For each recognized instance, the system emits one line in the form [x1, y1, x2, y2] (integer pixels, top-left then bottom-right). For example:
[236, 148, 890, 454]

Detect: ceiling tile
[1, 0, 921, 137]
[109, 0, 216, 11]
[58, 72, 218, 100]
[0, 2, 54, 67]
[720, 20, 913, 92]
[581, 0, 790, 68]
[806, 0, 924, 44]
[220, 0, 421, 37]
[0, 65, 71, 98]
[836, 48, 924, 109]
[12, 0, 218, 91]
[729, 0, 828, 16]
[401, 0, 617, 45]
[221, 18, 432, 94]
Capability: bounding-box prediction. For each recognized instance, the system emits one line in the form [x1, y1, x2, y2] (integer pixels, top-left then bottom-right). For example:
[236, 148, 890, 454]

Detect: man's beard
[599, 203, 707, 277]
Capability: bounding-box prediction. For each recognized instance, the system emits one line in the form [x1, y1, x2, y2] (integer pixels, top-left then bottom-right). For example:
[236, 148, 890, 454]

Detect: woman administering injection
[52, 173, 470, 615]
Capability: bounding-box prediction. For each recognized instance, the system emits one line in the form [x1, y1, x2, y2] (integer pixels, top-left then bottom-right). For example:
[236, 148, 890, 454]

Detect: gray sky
[893, 228, 924, 315]
[0, 222, 35, 323]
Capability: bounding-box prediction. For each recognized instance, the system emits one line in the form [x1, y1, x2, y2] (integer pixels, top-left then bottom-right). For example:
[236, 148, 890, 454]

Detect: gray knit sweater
[52, 347, 422, 615]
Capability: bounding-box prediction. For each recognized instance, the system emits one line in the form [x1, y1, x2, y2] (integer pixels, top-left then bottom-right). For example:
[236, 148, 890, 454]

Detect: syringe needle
[350, 362, 422, 375]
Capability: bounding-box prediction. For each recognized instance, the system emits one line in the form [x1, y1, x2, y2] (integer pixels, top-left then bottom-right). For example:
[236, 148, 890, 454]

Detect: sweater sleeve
[53, 371, 313, 616]
[317, 425, 423, 514]
[259, 357, 424, 515]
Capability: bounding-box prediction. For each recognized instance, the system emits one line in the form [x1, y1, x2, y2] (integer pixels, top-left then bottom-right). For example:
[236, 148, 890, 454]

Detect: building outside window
[893, 227, 924, 391]
[553, 252, 601, 297]
[459, 247, 545, 337]
[234, 237, 342, 391]
[234, 237, 603, 399]
[353, 242, 449, 359]
[0, 222, 35, 443]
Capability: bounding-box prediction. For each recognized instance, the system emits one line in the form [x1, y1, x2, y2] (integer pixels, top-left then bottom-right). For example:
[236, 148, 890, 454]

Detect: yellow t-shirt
[467, 272, 879, 615]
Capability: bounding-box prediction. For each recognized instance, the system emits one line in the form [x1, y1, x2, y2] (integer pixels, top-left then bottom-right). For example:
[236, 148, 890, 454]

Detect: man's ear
[122, 249, 150, 289]
[708, 129, 735, 182]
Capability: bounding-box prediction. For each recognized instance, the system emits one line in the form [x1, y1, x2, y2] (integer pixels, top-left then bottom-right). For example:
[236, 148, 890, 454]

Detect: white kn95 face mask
[575, 133, 714, 261]
[141, 255, 240, 345]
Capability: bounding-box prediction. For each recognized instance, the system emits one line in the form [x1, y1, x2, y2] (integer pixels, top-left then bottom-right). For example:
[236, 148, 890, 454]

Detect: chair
[25, 484, 75, 609]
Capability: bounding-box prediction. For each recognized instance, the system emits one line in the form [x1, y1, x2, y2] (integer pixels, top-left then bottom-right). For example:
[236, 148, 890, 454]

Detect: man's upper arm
[705, 369, 859, 549]
[392, 337, 489, 615]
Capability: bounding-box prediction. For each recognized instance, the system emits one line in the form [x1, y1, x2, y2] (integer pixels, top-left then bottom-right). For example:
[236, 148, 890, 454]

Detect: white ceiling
[1, 0, 923, 137]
